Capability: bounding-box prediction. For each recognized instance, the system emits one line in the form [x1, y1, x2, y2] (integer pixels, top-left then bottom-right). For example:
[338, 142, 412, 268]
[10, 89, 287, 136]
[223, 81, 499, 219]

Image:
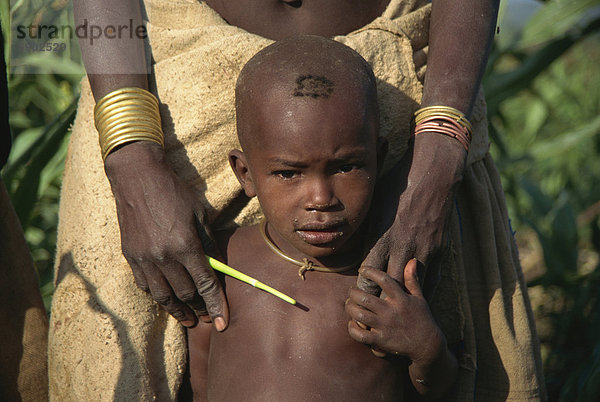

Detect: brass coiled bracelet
[94, 87, 164, 161]
[413, 105, 473, 152]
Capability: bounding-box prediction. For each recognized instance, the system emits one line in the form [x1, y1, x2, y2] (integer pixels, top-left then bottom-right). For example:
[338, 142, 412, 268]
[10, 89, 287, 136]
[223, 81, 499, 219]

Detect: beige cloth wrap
[49, 0, 545, 400]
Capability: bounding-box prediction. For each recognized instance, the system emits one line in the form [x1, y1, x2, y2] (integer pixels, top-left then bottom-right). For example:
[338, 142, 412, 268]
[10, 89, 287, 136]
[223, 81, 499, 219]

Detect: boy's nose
[304, 177, 339, 211]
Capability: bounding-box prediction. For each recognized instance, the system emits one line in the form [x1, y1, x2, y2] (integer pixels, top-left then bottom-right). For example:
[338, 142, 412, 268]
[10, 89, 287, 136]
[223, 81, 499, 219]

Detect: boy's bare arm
[73, 0, 228, 329]
[187, 322, 213, 400]
[346, 260, 457, 399]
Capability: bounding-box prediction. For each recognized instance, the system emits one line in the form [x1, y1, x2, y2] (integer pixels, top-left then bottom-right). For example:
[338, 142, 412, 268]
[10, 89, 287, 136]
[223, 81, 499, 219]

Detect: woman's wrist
[410, 133, 467, 191]
[104, 141, 166, 181]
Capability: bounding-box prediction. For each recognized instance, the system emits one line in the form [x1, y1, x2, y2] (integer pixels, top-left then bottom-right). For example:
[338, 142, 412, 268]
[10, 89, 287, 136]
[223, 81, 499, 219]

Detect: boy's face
[231, 86, 383, 261]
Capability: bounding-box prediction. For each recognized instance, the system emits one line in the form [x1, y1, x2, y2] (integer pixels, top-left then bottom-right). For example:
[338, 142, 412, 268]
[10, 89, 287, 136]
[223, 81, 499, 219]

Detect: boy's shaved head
[230, 35, 384, 262]
[235, 35, 379, 152]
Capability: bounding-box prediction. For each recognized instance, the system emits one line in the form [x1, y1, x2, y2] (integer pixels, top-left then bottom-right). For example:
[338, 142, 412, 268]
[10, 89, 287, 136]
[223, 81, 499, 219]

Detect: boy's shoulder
[215, 223, 263, 264]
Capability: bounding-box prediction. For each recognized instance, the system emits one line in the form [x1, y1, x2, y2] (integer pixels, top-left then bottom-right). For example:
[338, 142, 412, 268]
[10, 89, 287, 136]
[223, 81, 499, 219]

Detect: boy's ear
[376, 136, 388, 175]
[228, 149, 257, 198]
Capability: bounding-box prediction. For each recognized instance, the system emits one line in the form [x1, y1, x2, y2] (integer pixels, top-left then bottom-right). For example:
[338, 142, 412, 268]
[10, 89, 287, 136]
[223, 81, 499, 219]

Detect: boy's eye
[274, 170, 299, 179]
[337, 164, 358, 173]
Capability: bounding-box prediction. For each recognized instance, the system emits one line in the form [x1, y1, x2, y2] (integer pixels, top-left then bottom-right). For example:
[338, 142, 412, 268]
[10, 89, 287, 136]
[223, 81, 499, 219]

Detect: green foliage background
[2, 0, 83, 312]
[2, 0, 600, 400]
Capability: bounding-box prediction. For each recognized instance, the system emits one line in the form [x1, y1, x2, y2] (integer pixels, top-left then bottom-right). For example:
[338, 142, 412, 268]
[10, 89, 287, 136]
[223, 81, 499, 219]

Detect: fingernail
[371, 347, 387, 358]
[181, 319, 196, 328]
[215, 317, 226, 332]
[199, 315, 212, 324]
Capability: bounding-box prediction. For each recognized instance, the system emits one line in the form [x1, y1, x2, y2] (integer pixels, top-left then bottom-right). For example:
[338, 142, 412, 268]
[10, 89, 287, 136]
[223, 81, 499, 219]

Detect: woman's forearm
[73, 0, 148, 101]
[422, 0, 500, 117]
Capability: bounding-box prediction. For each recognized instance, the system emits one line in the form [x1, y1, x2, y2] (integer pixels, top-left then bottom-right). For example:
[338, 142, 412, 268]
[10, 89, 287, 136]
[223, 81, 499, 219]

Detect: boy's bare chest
[221, 225, 361, 326]
[206, 238, 404, 400]
[222, 256, 359, 352]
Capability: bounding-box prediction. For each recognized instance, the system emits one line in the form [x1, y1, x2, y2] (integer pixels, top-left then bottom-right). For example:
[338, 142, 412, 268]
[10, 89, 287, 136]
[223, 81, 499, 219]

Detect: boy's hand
[346, 259, 444, 365]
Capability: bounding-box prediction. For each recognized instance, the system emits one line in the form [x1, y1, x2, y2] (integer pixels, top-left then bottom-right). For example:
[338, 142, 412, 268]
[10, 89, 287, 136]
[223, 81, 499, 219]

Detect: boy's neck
[261, 220, 363, 273]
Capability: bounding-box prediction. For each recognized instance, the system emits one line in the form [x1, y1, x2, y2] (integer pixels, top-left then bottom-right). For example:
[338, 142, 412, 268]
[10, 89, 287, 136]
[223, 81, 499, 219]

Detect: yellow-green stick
[206, 256, 296, 305]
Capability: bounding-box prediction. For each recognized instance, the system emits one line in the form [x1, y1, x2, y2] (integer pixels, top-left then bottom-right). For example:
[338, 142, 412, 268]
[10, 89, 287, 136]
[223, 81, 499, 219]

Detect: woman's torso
[204, 0, 391, 39]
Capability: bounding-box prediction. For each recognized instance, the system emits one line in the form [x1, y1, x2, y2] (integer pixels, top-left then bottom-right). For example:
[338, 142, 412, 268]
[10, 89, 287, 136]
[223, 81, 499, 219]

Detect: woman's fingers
[358, 266, 404, 300]
[386, 249, 412, 287]
[180, 250, 229, 332]
[129, 261, 150, 293]
[357, 240, 388, 296]
[159, 259, 209, 315]
[403, 258, 423, 297]
[143, 262, 197, 327]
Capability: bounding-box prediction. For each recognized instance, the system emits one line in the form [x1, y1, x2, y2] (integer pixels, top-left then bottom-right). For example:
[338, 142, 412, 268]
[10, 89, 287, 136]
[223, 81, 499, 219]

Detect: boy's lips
[295, 221, 346, 245]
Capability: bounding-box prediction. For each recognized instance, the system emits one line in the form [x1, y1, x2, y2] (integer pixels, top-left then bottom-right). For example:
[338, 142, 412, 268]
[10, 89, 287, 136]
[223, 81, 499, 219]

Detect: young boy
[187, 35, 457, 401]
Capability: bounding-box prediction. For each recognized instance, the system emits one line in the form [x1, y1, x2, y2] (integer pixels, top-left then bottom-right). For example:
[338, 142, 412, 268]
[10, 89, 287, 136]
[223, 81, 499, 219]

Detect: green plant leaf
[550, 195, 578, 270]
[530, 115, 600, 160]
[11, 53, 85, 75]
[520, 176, 554, 216]
[519, 0, 600, 49]
[8, 97, 77, 225]
[484, 12, 600, 114]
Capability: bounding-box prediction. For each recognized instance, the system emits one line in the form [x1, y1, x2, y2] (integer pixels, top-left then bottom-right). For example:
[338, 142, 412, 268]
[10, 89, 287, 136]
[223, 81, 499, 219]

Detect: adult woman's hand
[73, 0, 228, 330]
[357, 0, 500, 291]
[104, 141, 229, 330]
[358, 132, 466, 293]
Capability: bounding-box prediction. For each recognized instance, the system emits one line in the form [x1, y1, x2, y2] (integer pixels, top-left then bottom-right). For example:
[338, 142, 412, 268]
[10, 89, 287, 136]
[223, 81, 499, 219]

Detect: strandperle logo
[15, 18, 147, 46]
[9, 0, 150, 75]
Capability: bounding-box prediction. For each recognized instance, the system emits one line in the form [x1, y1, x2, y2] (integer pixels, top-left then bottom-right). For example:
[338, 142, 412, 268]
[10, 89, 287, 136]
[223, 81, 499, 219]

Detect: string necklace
[259, 219, 358, 280]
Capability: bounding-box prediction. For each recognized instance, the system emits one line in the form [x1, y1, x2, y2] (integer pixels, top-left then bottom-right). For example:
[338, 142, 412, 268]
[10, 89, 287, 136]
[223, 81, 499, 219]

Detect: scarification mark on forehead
[293, 75, 334, 98]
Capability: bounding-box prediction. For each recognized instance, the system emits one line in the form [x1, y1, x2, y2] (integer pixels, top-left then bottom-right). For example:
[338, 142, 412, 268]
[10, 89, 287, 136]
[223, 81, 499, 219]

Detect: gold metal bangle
[101, 126, 164, 145]
[102, 135, 163, 161]
[94, 87, 164, 161]
[101, 131, 164, 160]
[94, 87, 158, 112]
[414, 105, 473, 134]
[96, 99, 158, 125]
[98, 116, 162, 138]
[413, 113, 472, 151]
[94, 91, 159, 124]
[96, 110, 162, 139]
